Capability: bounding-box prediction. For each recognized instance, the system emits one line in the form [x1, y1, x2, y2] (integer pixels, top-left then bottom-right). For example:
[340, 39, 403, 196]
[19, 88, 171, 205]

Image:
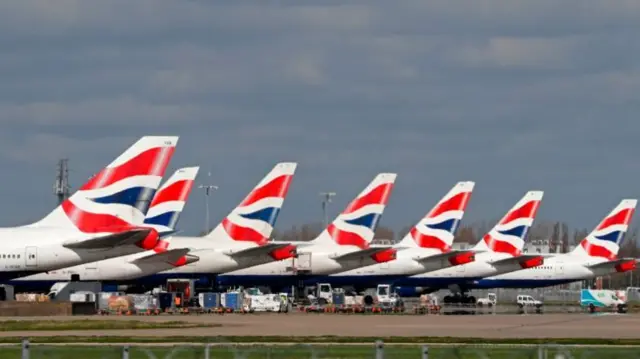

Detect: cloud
[0, 1, 639, 234]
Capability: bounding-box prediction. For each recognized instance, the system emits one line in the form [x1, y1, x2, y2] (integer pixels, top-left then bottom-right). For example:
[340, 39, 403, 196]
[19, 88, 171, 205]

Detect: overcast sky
[0, 1, 639, 236]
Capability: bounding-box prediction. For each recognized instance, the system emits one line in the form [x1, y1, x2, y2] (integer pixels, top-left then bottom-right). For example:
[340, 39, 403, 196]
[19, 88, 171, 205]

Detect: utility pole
[53, 159, 70, 205]
[198, 171, 218, 235]
[319, 192, 336, 228]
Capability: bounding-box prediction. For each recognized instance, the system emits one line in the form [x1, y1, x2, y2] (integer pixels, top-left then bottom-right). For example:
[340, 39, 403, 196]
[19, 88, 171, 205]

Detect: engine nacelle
[136, 228, 160, 250]
[616, 260, 637, 273]
[371, 248, 397, 263]
[520, 256, 544, 269]
[270, 245, 297, 261]
[448, 251, 475, 266]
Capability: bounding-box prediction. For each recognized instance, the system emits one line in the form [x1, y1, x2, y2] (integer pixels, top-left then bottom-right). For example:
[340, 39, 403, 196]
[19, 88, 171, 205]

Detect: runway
[0, 313, 638, 339]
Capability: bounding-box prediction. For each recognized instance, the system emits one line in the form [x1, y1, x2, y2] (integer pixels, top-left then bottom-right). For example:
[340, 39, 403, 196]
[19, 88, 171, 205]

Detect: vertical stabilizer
[569, 199, 637, 260]
[312, 173, 397, 248]
[473, 190, 544, 256]
[31, 136, 178, 233]
[205, 162, 297, 244]
[397, 181, 474, 251]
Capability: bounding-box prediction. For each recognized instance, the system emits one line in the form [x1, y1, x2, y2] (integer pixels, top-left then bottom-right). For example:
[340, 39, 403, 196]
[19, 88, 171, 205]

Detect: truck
[476, 292, 497, 307]
[516, 294, 543, 314]
[580, 289, 627, 314]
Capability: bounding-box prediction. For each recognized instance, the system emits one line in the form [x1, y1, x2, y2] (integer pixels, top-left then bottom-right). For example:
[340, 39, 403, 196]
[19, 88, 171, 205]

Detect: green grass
[3, 335, 640, 346]
[0, 320, 217, 331]
[0, 345, 639, 359]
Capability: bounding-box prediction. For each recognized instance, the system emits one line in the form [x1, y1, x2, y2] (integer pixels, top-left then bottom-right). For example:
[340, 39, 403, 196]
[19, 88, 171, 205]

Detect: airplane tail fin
[30, 136, 178, 233]
[397, 181, 475, 251]
[143, 166, 199, 236]
[205, 162, 297, 244]
[569, 199, 637, 261]
[473, 190, 544, 256]
[312, 173, 397, 248]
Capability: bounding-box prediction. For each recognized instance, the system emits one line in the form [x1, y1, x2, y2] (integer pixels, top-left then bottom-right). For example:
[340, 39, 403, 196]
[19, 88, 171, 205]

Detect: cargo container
[198, 293, 220, 309]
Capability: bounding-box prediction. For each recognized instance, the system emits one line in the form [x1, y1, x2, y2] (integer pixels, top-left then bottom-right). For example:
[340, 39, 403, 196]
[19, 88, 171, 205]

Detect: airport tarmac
[0, 313, 638, 339]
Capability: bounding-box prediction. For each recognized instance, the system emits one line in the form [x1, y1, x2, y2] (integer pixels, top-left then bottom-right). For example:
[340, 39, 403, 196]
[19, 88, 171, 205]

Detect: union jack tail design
[398, 181, 474, 251]
[30, 136, 178, 233]
[313, 173, 397, 248]
[205, 162, 297, 244]
[570, 199, 637, 261]
[473, 191, 544, 256]
[144, 166, 199, 236]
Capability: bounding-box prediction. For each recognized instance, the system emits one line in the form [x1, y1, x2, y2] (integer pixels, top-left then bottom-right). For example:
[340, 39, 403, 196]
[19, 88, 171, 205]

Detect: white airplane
[10, 166, 200, 289]
[326, 181, 477, 291]
[393, 190, 545, 301]
[0, 136, 178, 282]
[103, 162, 300, 289]
[216, 173, 399, 290]
[474, 199, 638, 289]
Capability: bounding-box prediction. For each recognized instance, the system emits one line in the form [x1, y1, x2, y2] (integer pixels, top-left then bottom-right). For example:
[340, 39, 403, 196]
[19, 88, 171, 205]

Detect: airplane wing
[225, 243, 295, 260]
[413, 250, 476, 267]
[62, 228, 152, 250]
[330, 247, 393, 262]
[130, 248, 192, 265]
[587, 258, 637, 272]
[489, 254, 544, 268]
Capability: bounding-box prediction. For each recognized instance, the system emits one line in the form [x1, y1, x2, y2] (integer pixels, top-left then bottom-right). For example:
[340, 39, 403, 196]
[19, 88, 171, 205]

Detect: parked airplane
[114, 162, 300, 289]
[474, 199, 638, 288]
[10, 166, 199, 289]
[216, 173, 399, 290]
[326, 181, 476, 291]
[394, 190, 545, 302]
[0, 136, 178, 281]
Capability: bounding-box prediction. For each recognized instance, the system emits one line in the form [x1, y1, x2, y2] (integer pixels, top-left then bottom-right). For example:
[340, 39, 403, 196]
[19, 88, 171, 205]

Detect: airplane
[0, 136, 178, 281]
[104, 162, 300, 289]
[9, 166, 200, 290]
[326, 181, 477, 291]
[215, 173, 399, 290]
[473, 199, 638, 289]
[393, 190, 545, 302]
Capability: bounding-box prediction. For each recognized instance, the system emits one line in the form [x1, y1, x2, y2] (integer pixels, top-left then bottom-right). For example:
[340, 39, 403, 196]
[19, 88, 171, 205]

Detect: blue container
[201, 293, 220, 308]
[332, 293, 345, 306]
[225, 293, 238, 310]
[158, 292, 175, 310]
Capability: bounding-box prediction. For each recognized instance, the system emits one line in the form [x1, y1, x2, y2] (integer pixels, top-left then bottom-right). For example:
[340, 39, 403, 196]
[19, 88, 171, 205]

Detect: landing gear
[442, 293, 477, 315]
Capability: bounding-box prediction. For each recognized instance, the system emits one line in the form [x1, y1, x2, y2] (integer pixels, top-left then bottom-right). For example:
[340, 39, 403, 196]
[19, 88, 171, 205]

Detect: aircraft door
[25, 247, 37, 267]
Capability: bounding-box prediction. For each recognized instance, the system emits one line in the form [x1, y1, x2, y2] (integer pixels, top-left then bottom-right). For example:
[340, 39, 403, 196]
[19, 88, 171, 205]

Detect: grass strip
[1, 336, 640, 346]
[0, 320, 217, 331]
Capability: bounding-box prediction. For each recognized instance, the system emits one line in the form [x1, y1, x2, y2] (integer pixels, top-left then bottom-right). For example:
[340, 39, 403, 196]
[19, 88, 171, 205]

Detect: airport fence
[15, 339, 640, 358]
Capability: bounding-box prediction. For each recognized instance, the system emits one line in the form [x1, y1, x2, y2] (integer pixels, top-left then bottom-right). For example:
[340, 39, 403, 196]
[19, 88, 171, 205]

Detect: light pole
[198, 177, 218, 234]
[319, 192, 336, 228]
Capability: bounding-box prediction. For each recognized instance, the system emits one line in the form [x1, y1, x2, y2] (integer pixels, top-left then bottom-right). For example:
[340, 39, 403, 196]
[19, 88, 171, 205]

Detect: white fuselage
[332, 247, 452, 278]
[408, 251, 525, 280]
[0, 227, 144, 281]
[474, 255, 610, 288]
[221, 243, 384, 277]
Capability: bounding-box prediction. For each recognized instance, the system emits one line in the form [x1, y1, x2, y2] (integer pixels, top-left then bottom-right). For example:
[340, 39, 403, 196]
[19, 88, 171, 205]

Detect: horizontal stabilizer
[413, 250, 476, 267]
[330, 247, 392, 262]
[130, 248, 191, 265]
[489, 254, 544, 269]
[587, 258, 637, 272]
[63, 228, 151, 250]
[225, 243, 294, 259]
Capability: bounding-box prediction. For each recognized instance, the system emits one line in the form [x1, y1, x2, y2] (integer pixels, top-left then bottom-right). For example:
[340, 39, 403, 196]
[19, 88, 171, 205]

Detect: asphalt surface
[0, 313, 638, 339]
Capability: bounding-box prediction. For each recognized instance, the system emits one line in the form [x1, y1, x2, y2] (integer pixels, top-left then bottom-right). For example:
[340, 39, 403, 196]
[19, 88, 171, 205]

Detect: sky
[0, 1, 639, 236]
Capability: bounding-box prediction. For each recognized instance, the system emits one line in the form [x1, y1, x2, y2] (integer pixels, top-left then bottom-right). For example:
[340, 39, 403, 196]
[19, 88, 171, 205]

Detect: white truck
[516, 294, 543, 314]
[476, 292, 497, 307]
[580, 289, 627, 314]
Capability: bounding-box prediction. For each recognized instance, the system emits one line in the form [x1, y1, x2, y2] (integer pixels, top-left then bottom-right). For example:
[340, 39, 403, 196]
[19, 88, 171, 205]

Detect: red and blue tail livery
[144, 166, 199, 236]
[324, 173, 397, 249]
[572, 199, 637, 260]
[404, 181, 474, 252]
[475, 191, 544, 256]
[207, 162, 297, 245]
[32, 136, 178, 234]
